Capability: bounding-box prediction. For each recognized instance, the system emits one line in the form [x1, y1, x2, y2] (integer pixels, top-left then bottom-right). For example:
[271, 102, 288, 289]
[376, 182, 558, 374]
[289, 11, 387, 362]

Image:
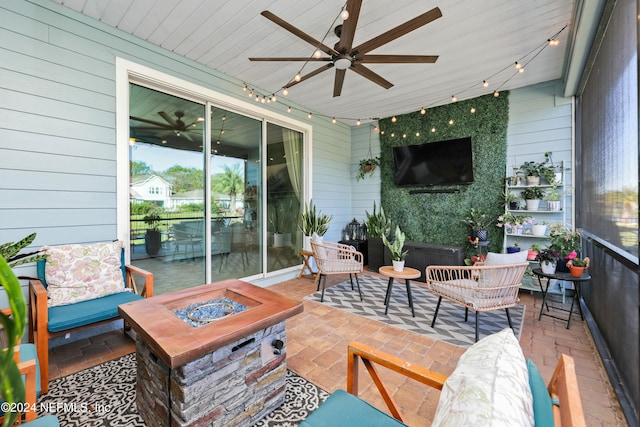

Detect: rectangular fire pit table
[118, 279, 303, 427]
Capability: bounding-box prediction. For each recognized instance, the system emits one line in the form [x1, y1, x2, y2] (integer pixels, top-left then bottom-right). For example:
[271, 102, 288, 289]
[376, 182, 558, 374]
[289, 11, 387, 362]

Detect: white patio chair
[425, 262, 528, 341]
[310, 237, 364, 303]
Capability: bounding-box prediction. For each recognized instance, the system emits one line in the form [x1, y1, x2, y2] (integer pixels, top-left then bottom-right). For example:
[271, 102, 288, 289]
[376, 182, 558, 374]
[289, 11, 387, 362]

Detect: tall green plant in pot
[299, 202, 332, 251]
[382, 226, 408, 272]
[0, 234, 47, 426]
[365, 202, 392, 271]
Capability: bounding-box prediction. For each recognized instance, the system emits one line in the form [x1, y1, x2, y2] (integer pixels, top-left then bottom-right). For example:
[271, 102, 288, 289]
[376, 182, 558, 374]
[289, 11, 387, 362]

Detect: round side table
[378, 266, 421, 317]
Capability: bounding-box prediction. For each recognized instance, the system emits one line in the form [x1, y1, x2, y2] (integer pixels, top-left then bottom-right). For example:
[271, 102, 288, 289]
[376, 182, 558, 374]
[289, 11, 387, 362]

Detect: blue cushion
[19, 343, 41, 398]
[300, 389, 408, 427]
[23, 415, 60, 427]
[527, 359, 554, 427]
[47, 291, 143, 332]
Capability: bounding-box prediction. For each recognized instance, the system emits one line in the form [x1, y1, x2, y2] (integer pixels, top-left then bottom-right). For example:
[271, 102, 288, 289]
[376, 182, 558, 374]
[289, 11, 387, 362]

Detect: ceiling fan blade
[249, 57, 331, 62]
[333, 69, 347, 97]
[158, 111, 178, 127]
[261, 11, 338, 56]
[352, 7, 442, 56]
[130, 116, 174, 130]
[350, 64, 393, 89]
[358, 54, 438, 63]
[334, 0, 362, 53]
[283, 63, 334, 89]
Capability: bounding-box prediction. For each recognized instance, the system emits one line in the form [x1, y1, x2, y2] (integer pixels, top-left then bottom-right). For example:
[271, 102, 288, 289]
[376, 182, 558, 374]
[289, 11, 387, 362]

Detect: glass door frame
[116, 58, 312, 282]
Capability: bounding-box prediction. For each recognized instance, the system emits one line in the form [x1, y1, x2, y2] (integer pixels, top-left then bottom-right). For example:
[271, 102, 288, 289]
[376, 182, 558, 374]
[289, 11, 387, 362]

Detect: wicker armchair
[425, 262, 528, 341]
[310, 239, 364, 302]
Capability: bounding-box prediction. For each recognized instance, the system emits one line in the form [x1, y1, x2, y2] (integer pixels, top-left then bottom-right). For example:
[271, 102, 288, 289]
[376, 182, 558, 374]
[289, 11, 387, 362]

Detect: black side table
[531, 268, 591, 329]
[339, 239, 368, 266]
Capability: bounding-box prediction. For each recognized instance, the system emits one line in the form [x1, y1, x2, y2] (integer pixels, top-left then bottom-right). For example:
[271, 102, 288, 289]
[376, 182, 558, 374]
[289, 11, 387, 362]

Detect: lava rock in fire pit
[174, 298, 247, 328]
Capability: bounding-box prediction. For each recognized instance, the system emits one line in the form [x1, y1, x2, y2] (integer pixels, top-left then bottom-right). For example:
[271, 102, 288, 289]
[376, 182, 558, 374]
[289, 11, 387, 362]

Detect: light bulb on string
[449, 119, 454, 125]
[483, 80, 489, 88]
[431, 127, 436, 133]
[470, 107, 476, 113]
[420, 108, 426, 115]
[294, 74, 301, 82]
[494, 90, 500, 97]
[515, 61, 522, 70]
[283, 88, 289, 96]
[451, 95, 457, 103]
[332, 117, 336, 124]
[287, 106, 292, 113]
[242, 85, 247, 92]
[341, 9, 349, 20]
[313, 49, 322, 59]
[391, 116, 397, 123]
[518, 67, 525, 74]
[307, 112, 312, 119]
[271, 94, 277, 102]
[356, 119, 361, 126]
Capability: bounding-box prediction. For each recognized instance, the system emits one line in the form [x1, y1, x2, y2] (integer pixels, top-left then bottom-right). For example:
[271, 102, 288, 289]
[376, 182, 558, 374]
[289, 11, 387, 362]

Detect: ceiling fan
[249, 1, 442, 97]
[130, 111, 201, 142]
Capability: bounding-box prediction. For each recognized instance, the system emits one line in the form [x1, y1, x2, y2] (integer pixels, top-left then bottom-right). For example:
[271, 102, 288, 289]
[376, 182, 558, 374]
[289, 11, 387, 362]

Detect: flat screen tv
[392, 137, 474, 187]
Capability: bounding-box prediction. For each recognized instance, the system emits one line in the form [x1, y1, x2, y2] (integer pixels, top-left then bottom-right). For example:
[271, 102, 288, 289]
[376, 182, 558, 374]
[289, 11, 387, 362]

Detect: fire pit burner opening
[174, 298, 247, 327]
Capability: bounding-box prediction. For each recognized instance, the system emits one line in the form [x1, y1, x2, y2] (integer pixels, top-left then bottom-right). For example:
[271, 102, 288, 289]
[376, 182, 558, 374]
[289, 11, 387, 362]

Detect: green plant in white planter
[298, 202, 332, 251]
[522, 186, 544, 211]
[382, 226, 408, 272]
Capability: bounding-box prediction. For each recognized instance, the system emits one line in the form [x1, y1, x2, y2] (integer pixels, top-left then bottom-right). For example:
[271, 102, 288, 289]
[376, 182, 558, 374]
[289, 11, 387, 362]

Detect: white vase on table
[392, 260, 405, 272]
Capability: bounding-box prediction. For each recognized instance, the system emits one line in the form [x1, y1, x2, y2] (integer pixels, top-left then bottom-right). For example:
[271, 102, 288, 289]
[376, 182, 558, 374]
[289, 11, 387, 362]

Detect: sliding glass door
[127, 82, 305, 293]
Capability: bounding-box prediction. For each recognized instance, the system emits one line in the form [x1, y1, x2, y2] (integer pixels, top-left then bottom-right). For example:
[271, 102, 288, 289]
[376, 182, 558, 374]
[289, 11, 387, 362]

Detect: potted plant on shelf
[496, 213, 533, 235]
[356, 157, 380, 181]
[531, 221, 548, 237]
[503, 191, 521, 210]
[527, 243, 542, 261]
[507, 240, 521, 253]
[544, 184, 562, 211]
[382, 225, 408, 272]
[537, 248, 560, 274]
[143, 211, 162, 256]
[299, 202, 332, 251]
[518, 160, 548, 186]
[365, 202, 392, 271]
[462, 208, 492, 241]
[544, 151, 564, 184]
[521, 186, 544, 211]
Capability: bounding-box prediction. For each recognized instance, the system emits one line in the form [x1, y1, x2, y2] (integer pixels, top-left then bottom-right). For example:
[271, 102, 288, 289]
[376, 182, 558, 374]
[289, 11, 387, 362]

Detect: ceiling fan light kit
[249, 0, 442, 97]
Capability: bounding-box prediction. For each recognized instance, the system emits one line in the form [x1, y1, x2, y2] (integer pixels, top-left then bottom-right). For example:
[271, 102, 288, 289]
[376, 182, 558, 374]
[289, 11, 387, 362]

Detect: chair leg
[506, 308, 513, 329]
[349, 274, 355, 290]
[464, 307, 468, 322]
[475, 311, 479, 342]
[316, 273, 323, 291]
[320, 274, 327, 302]
[354, 274, 363, 301]
[431, 296, 442, 328]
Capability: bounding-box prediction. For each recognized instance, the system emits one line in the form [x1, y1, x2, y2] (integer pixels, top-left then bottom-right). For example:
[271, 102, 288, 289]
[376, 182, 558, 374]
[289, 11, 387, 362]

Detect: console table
[532, 268, 591, 329]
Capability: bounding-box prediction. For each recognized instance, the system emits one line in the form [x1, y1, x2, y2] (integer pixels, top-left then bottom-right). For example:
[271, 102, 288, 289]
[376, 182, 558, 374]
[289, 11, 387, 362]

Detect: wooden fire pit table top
[118, 279, 303, 367]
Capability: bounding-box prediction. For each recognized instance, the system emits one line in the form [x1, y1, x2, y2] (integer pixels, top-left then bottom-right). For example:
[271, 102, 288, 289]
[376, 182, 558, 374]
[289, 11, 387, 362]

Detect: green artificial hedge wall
[379, 92, 510, 254]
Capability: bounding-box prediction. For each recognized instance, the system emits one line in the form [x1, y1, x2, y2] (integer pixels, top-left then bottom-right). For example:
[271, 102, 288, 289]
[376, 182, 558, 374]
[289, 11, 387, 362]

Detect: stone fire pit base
[136, 321, 287, 427]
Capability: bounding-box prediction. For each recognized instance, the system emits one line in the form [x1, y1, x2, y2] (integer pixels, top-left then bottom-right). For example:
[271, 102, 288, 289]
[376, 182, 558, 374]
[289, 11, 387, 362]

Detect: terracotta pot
[527, 250, 539, 261]
[570, 266, 585, 277]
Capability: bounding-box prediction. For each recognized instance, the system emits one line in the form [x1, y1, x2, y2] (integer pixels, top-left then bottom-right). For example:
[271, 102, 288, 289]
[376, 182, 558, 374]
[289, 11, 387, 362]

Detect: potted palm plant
[382, 226, 408, 272]
[365, 202, 392, 271]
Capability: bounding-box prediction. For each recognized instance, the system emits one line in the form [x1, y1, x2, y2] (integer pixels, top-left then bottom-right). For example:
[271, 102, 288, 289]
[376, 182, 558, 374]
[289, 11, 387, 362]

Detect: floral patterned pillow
[432, 328, 534, 427]
[44, 241, 126, 307]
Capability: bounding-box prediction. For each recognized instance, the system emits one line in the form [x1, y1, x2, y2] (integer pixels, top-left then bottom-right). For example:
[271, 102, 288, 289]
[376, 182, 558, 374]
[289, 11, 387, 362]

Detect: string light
[235, 25, 568, 129]
[341, 9, 349, 20]
[448, 119, 454, 125]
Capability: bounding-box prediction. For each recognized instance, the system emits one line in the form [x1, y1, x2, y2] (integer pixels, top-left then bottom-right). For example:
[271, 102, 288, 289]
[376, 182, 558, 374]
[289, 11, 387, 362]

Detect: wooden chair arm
[125, 265, 154, 297]
[548, 354, 586, 427]
[17, 357, 37, 422]
[347, 341, 447, 423]
[29, 279, 49, 330]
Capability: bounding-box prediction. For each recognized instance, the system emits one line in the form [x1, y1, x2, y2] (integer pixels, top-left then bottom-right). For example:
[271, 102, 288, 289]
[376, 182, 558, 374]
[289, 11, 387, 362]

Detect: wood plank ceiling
[51, 0, 576, 124]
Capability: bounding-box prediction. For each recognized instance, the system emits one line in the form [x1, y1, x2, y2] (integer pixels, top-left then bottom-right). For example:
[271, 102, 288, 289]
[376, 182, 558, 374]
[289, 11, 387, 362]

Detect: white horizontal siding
[0, 0, 354, 274]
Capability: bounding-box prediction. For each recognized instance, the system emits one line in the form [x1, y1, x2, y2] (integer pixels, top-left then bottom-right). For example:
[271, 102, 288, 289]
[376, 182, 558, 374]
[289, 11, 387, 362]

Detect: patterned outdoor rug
[36, 353, 328, 426]
[305, 275, 525, 347]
